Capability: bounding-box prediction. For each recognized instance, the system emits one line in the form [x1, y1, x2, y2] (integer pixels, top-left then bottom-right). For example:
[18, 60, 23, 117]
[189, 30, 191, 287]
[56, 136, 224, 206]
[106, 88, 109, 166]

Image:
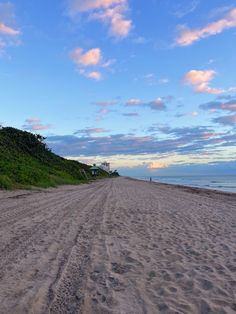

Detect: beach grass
[0, 126, 108, 189]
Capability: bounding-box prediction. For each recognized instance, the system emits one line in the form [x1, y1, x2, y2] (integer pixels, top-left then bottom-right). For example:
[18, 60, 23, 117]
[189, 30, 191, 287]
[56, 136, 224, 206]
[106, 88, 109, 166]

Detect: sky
[1, 0, 236, 176]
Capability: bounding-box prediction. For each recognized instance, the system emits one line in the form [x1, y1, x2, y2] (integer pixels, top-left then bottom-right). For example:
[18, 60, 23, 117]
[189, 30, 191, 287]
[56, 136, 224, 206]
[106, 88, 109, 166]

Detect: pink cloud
[0, 3, 21, 54]
[69, 0, 126, 12]
[221, 103, 236, 111]
[126, 97, 170, 110]
[148, 161, 168, 170]
[0, 23, 20, 36]
[201, 132, 223, 139]
[70, 47, 101, 66]
[68, 0, 132, 38]
[25, 118, 41, 124]
[74, 127, 109, 135]
[126, 98, 143, 106]
[184, 70, 224, 94]
[82, 70, 102, 80]
[213, 114, 236, 125]
[176, 8, 236, 46]
[23, 118, 51, 131]
[70, 47, 114, 80]
[92, 3, 131, 37]
[95, 100, 117, 106]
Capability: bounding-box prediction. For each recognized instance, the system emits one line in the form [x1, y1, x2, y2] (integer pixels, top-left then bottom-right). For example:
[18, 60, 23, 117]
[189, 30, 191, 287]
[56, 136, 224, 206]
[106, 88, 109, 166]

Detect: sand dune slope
[0, 177, 236, 313]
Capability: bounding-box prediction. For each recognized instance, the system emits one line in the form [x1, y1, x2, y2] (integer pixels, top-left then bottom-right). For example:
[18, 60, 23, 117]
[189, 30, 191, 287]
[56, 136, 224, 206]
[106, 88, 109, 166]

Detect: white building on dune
[99, 161, 110, 173]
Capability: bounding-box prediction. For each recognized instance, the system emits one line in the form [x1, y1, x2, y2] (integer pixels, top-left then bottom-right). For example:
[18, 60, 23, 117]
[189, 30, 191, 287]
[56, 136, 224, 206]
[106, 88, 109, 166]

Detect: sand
[0, 177, 236, 314]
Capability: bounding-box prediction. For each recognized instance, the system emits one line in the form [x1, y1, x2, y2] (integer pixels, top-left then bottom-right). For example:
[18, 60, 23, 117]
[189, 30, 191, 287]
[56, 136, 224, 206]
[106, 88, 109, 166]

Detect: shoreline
[129, 175, 236, 195]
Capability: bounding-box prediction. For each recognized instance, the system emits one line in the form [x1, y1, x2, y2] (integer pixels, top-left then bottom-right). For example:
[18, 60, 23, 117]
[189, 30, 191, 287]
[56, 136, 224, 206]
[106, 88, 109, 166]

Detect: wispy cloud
[46, 125, 234, 157]
[80, 69, 102, 80]
[132, 36, 148, 44]
[173, 0, 199, 18]
[93, 99, 118, 120]
[126, 98, 143, 106]
[0, 2, 21, 55]
[122, 112, 139, 117]
[184, 70, 224, 94]
[158, 78, 169, 84]
[94, 100, 118, 107]
[74, 127, 109, 136]
[68, 0, 132, 38]
[23, 118, 51, 131]
[142, 74, 169, 86]
[0, 23, 20, 36]
[213, 114, 236, 126]
[200, 99, 236, 112]
[126, 97, 171, 110]
[176, 7, 236, 46]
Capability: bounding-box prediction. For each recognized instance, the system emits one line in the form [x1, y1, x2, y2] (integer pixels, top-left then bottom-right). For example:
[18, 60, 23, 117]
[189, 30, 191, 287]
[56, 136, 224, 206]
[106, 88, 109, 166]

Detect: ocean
[135, 175, 236, 193]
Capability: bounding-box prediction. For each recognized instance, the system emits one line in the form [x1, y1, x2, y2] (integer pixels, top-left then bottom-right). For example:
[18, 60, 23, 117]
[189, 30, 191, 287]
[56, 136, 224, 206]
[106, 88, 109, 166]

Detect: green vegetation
[0, 127, 109, 189]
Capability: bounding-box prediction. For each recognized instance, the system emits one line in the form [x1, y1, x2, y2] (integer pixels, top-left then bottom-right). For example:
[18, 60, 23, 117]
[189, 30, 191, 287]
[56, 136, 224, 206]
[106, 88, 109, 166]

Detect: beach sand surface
[0, 177, 236, 313]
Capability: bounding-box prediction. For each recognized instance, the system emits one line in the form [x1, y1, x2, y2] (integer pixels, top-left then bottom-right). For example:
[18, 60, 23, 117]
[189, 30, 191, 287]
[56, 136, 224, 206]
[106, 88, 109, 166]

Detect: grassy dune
[0, 127, 108, 189]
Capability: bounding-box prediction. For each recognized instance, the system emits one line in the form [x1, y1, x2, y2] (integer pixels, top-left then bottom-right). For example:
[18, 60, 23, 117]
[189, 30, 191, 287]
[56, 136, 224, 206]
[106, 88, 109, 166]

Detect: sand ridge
[0, 177, 236, 313]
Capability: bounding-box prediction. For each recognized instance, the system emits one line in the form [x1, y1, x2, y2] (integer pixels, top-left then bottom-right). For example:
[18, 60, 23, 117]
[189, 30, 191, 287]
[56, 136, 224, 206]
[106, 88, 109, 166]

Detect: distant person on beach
[150, 177, 152, 182]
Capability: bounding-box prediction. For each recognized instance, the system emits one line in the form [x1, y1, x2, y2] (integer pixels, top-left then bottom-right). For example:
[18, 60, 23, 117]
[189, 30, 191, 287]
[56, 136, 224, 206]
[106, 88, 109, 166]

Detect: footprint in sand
[111, 262, 131, 274]
[198, 278, 213, 290]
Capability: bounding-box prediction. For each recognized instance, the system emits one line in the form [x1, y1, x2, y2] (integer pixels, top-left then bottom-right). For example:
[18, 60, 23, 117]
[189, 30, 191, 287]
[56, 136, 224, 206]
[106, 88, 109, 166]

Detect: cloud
[148, 161, 168, 169]
[96, 107, 114, 119]
[172, 1, 199, 18]
[70, 47, 101, 66]
[126, 98, 143, 106]
[148, 98, 167, 110]
[80, 70, 102, 80]
[74, 127, 109, 135]
[70, 47, 114, 80]
[94, 100, 118, 119]
[119, 160, 236, 177]
[184, 70, 224, 94]
[0, 3, 21, 54]
[158, 78, 169, 84]
[68, 0, 132, 38]
[23, 118, 51, 131]
[213, 114, 236, 126]
[200, 99, 236, 112]
[122, 112, 139, 117]
[69, 0, 126, 12]
[132, 36, 148, 44]
[147, 125, 225, 141]
[95, 100, 118, 106]
[228, 86, 236, 93]
[126, 97, 171, 110]
[0, 23, 20, 36]
[69, 47, 115, 81]
[142, 74, 169, 86]
[46, 124, 234, 158]
[176, 7, 236, 46]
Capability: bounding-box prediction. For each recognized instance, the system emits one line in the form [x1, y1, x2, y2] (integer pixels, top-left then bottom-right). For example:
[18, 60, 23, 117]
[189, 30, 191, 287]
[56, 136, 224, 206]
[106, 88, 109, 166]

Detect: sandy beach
[0, 177, 236, 314]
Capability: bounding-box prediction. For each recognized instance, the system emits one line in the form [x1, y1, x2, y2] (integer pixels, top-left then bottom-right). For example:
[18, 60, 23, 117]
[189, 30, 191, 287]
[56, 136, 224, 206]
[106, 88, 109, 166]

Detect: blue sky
[1, 0, 236, 175]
